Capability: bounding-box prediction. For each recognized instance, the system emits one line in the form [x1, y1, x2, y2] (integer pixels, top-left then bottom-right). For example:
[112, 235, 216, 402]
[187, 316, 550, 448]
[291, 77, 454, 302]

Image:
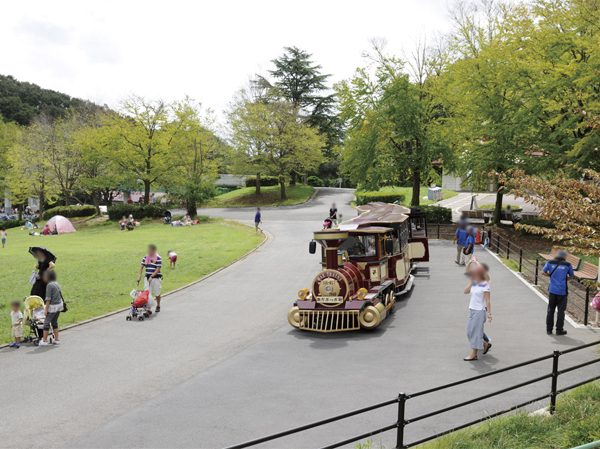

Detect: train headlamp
[357, 288, 368, 300]
[298, 289, 310, 300]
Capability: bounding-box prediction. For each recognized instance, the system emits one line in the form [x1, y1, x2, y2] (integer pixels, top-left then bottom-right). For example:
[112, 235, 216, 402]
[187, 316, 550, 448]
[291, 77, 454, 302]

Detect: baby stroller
[164, 210, 172, 225]
[22, 296, 55, 345]
[323, 218, 333, 229]
[126, 285, 155, 321]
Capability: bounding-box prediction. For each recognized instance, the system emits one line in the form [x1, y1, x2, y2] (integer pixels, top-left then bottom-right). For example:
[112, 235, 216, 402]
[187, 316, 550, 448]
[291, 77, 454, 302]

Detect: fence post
[507, 240, 511, 260]
[396, 393, 406, 449]
[519, 249, 523, 272]
[585, 287, 590, 326]
[496, 235, 500, 255]
[437, 224, 440, 240]
[550, 350, 560, 414]
[535, 259, 539, 285]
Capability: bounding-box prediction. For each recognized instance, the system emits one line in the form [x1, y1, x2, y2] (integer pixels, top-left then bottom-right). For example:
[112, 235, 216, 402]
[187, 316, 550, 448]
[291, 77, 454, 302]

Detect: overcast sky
[1, 0, 453, 118]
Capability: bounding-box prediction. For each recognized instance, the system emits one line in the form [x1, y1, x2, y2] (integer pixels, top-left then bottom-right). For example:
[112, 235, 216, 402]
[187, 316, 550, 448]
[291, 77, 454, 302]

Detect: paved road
[434, 192, 540, 222]
[2, 188, 598, 449]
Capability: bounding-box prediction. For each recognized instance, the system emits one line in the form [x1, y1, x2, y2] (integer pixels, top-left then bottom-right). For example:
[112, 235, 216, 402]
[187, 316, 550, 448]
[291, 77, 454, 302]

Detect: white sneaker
[38, 340, 49, 346]
[53, 340, 60, 345]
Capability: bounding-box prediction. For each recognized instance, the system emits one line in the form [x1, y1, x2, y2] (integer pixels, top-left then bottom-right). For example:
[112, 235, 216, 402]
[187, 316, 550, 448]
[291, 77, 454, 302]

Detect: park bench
[520, 212, 540, 221]
[538, 249, 582, 271]
[574, 261, 599, 281]
[461, 210, 490, 223]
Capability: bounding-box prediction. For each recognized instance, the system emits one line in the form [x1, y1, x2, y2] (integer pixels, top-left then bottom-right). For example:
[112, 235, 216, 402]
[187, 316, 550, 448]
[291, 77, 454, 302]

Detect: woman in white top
[463, 266, 492, 361]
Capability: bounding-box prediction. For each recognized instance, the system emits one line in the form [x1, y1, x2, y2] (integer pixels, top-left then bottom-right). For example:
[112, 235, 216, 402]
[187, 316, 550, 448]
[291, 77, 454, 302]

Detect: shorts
[254, 222, 260, 227]
[12, 324, 22, 338]
[170, 255, 177, 263]
[1, 238, 5, 244]
[145, 277, 162, 297]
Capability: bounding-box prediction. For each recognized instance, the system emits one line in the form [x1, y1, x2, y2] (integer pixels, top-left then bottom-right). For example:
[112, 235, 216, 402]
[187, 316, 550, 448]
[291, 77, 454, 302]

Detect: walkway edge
[484, 248, 599, 330]
[0, 224, 270, 349]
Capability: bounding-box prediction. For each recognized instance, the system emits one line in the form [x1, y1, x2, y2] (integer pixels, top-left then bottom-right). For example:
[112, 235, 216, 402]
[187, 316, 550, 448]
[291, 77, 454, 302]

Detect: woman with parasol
[29, 246, 56, 298]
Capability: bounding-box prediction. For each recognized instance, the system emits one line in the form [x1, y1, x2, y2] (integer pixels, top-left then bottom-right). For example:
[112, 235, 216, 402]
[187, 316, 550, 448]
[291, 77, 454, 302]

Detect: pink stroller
[126, 285, 155, 321]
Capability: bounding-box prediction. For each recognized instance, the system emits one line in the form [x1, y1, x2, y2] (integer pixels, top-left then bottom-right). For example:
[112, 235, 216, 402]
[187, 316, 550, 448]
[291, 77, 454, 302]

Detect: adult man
[137, 244, 162, 313]
[254, 207, 262, 234]
[453, 220, 469, 265]
[329, 203, 337, 220]
[541, 250, 574, 335]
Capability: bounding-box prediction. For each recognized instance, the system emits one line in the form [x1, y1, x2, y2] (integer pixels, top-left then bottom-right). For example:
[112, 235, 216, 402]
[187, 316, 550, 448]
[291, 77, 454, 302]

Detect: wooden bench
[520, 212, 540, 221]
[538, 249, 582, 271]
[461, 210, 490, 223]
[574, 261, 599, 281]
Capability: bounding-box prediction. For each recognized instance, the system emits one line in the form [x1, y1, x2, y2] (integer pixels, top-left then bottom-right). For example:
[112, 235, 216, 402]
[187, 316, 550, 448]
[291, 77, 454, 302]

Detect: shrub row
[307, 176, 323, 187]
[418, 205, 452, 224]
[245, 176, 279, 187]
[0, 217, 39, 230]
[43, 205, 96, 220]
[355, 191, 406, 206]
[107, 204, 167, 220]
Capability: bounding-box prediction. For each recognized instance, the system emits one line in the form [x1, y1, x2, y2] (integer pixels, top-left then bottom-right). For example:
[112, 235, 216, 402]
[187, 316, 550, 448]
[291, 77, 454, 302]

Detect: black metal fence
[225, 340, 600, 449]
[427, 223, 598, 327]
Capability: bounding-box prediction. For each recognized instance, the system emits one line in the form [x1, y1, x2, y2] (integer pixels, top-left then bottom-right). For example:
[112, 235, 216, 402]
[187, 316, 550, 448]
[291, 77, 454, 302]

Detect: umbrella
[29, 246, 57, 263]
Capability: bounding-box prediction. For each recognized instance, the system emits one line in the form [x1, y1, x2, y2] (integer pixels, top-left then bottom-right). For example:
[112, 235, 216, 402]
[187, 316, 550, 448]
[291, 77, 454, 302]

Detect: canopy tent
[46, 215, 76, 234]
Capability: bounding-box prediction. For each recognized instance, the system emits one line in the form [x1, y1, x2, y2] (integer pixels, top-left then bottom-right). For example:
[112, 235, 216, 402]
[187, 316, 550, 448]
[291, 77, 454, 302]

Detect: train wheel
[287, 306, 301, 328]
[359, 305, 381, 330]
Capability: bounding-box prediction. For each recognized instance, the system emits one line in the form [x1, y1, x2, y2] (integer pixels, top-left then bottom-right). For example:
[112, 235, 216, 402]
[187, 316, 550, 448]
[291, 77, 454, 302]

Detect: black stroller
[164, 211, 172, 224]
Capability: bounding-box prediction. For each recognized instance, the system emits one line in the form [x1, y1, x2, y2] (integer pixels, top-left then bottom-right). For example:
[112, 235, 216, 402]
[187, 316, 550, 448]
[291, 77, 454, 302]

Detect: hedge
[418, 205, 452, 224]
[245, 176, 279, 187]
[43, 205, 96, 220]
[0, 217, 39, 230]
[107, 204, 167, 220]
[307, 176, 323, 187]
[355, 191, 406, 206]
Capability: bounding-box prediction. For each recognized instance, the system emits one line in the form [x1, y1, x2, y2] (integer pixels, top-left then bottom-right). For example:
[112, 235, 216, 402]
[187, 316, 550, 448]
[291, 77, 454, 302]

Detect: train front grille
[298, 310, 360, 332]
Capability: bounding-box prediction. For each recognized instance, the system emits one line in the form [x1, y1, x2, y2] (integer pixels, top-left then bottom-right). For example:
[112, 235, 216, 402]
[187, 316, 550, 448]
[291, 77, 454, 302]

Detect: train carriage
[288, 202, 429, 332]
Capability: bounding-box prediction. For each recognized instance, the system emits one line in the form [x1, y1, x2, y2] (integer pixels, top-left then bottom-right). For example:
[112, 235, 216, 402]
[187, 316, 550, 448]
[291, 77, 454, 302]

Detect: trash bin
[428, 187, 442, 201]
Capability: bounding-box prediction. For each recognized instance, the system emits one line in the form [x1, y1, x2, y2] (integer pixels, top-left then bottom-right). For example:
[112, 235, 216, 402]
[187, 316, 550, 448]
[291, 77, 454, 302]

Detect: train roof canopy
[347, 226, 394, 234]
[341, 203, 409, 231]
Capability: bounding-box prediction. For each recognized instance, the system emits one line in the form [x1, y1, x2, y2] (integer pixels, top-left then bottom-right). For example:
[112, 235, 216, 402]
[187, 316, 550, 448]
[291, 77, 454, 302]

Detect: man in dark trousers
[541, 250, 574, 335]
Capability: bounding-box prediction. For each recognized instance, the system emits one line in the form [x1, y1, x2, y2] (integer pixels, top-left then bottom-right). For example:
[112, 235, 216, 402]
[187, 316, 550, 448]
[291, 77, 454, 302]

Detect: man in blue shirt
[254, 207, 263, 235]
[453, 219, 469, 265]
[463, 227, 475, 269]
[542, 250, 574, 335]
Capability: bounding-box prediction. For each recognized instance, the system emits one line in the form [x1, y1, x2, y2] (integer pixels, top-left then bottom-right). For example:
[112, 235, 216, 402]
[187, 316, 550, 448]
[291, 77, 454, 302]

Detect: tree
[104, 96, 189, 204]
[336, 42, 451, 206]
[228, 100, 325, 199]
[167, 99, 220, 217]
[500, 168, 600, 258]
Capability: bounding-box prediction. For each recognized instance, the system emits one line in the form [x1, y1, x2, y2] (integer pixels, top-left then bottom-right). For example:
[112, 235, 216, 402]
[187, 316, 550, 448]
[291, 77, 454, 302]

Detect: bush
[107, 204, 167, 221]
[418, 205, 452, 224]
[0, 217, 39, 230]
[521, 218, 555, 228]
[355, 191, 405, 206]
[245, 176, 279, 187]
[43, 205, 96, 220]
[307, 176, 323, 187]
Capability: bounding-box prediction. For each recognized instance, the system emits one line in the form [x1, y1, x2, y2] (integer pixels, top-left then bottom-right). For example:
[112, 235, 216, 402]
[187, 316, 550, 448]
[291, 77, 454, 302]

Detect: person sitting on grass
[120, 216, 127, 231]
[42, 225, 50, 236]
[9, 301, 23, 348]
[126, 215, 135, 231]
[183, 214, 192, 226]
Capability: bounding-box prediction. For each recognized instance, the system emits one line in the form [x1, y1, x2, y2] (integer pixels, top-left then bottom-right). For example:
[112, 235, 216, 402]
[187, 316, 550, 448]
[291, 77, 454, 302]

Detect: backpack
[591, 292, 600, 311]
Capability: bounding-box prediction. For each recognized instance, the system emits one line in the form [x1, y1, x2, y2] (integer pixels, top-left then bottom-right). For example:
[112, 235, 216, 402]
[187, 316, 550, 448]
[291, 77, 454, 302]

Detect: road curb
[0, 224, 270, 350]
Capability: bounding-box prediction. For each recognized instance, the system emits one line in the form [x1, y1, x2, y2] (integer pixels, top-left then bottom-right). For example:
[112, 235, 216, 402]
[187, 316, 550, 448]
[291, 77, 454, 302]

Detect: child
[1, 227, 6, 248]
[337, 213, 343, 227]
[254, 207, 262, 234]
[9, 301, 23, 348]
[168, 250, 178, 269]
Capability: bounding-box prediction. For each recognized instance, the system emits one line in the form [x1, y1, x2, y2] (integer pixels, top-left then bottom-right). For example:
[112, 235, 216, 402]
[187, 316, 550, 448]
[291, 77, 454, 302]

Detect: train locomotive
[288, 202, 429, 332]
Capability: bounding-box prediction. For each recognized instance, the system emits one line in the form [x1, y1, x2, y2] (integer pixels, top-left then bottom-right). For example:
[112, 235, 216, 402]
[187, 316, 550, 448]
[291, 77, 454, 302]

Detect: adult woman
[31, 249, 55, 298]
[39, 270, 63, 346]
[463, 266, 492, 361]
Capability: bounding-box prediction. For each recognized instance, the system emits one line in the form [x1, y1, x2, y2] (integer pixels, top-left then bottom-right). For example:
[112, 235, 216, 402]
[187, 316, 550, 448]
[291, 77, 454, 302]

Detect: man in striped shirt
[137, 244, 163, 312]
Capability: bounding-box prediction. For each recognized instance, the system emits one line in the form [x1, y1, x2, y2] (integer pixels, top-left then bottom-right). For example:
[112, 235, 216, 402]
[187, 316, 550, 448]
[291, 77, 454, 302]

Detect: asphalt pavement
[2, 188, 598, 449]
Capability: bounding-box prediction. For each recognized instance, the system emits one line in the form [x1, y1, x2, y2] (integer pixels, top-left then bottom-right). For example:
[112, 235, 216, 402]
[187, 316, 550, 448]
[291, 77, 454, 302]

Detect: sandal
[463, 356, 478, 361]
[484, 343, 492, 354]
[155, 306, 161, 313]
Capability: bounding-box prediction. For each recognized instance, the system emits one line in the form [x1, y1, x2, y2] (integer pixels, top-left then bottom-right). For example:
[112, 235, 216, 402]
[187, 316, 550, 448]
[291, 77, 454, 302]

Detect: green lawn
[208, 184, 314, 207]
[377, 186, 457, 206]
[0, 218, 263, 344]
[479, 204, 522, 212]
[413, 381, 600, 449]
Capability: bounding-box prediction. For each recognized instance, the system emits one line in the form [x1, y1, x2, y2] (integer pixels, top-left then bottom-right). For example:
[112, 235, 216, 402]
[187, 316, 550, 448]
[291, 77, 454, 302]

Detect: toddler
[10, 301, 23, 348]
[168, 250, 178, 269]
[1, 227, 6, 248]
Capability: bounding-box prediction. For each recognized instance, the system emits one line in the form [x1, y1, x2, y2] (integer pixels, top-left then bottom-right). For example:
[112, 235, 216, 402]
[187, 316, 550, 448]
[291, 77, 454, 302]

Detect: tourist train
[288, 202, 429, 332]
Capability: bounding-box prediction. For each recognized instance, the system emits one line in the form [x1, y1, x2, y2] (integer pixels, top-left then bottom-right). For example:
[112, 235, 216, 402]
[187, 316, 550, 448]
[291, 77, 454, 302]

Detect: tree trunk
[39, 189, 45, 219]
[65, 191, 71, 207]
[256, 172, 261, 195]
[279, 176, 287, 200]
[92, 190, 101, 215]
[186, 201, 197, 218]
[411, 170, 421, 207]
[290, 170, 297, 186]
[304, 171, 308, 184]
[144, 181, 151, 204]
[492, 185, 504, 225]
[18, 204, 23, 220]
